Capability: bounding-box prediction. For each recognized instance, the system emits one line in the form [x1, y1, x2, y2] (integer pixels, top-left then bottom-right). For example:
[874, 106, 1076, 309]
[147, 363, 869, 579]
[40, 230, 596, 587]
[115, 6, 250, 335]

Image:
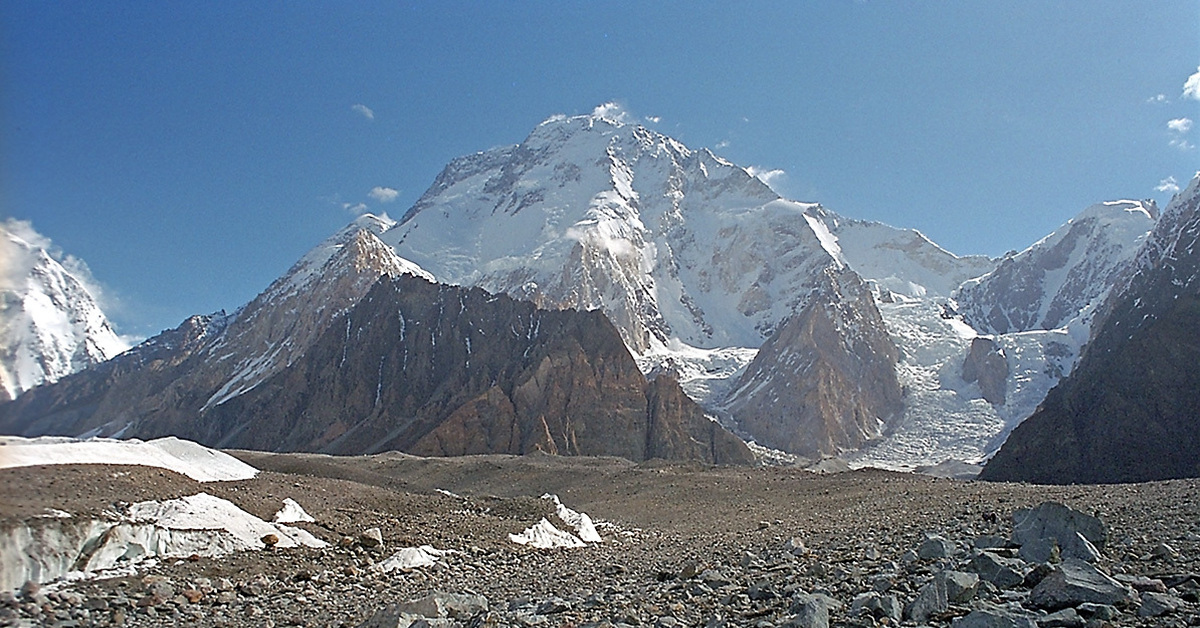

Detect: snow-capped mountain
[384, 109, 904, 457]
[982, 174, 1200, 483]
[381, 108, 1160, 467]
[954, 200, 1157, 335]
[0, 221, 128, 402]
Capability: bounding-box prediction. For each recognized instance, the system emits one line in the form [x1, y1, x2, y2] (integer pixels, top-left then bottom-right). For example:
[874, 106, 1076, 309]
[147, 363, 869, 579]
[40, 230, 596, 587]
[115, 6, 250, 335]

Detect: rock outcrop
[960, 337, 1009, 406]
[725, 268, 903, 457]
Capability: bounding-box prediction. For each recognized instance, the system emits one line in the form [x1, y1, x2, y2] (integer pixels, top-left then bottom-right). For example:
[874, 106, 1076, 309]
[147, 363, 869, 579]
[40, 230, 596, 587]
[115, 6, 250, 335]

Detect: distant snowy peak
[953, 199, 1156, 335]
[809, 205, 995, 298]
[0, 223, 127, 401]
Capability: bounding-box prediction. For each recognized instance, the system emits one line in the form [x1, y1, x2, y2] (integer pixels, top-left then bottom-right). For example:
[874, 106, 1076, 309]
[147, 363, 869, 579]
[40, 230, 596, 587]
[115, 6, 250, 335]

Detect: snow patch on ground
[0, 436, 259, 482]
[376, 546, 452, 573]
[509, 519, 587, 549]
[272, 498, 316, 524]
[541, 494, 601, 544]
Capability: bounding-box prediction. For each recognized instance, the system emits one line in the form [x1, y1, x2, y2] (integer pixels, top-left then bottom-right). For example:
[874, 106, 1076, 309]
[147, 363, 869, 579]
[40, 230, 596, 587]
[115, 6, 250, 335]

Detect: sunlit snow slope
[0, 222, 128, 402]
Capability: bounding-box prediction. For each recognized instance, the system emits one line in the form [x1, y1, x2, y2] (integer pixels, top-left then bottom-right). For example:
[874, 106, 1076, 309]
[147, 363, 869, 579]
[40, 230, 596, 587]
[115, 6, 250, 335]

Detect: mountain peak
[0, 221, 128, 401]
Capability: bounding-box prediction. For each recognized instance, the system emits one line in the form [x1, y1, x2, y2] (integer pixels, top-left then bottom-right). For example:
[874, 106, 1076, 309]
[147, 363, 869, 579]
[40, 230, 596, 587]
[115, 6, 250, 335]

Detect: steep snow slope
[386, 111, 837, 353]
[954, 200, 1156, 335]
[0, 222, 128, 402]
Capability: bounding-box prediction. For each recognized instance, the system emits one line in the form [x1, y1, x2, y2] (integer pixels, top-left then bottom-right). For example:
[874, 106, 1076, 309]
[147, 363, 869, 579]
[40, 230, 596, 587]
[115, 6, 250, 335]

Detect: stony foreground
[3, 451, 1199, 627]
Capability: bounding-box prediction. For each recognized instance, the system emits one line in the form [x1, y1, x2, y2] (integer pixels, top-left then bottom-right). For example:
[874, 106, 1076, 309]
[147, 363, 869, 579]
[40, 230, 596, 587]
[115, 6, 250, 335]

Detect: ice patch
[508, 518, 586, 549]
[376, 545, 452, 573]
[0, 436, 258, 482]
[272, 498, 316, 524]
[541, 494, 602, 544]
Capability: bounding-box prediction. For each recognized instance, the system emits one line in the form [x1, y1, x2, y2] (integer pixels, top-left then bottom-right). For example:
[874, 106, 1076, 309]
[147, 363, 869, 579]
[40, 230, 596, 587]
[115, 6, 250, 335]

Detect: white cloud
[1170, 138, 1195, 151]
[644, 115, 661, 124]
[1184, 66, 1200, 101]
[1168, 117, 1193, 134]
[368, 186, 399, 203]
[1147, 93, 1168, 104]
[746, 166, 786, 191]
[1156, 176, 1180, 193]
[591, 102, 633, 124]
[351, 104, 375, 120]
[714, 140, 731, 150]
[342, 202, 368, 215]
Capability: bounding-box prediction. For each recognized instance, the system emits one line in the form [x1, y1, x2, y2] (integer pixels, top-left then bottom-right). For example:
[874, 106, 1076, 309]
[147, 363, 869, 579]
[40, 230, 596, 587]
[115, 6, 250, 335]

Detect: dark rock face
[961, 337, 1009, 406]
[981, 177, 1200, 483]
[1, 274, 752, 465]
[726, 268, 903, 457]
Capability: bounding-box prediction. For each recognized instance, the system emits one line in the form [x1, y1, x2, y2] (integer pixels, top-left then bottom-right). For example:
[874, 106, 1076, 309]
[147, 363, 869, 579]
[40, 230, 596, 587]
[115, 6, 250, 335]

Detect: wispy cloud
[369, 186, 400, 203]
[343, 202, 368, 215]
[1168, 117, 1193, 134]
[644, 115, 661, 124]
[746, 166, 786, 191]
[592, 102, 634, 124]
[714, 139, 731, 150]
[1156, 176, 1180, 194]
[351, 104, 375, 120]
[1184, 66, 1200, 101]
[1147, 93, 1168, 104]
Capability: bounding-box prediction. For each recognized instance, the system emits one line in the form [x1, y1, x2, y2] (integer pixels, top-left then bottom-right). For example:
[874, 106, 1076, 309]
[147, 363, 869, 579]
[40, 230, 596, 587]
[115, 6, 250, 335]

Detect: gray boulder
[1037, 608, 1084, 628]
[784, 593, 841, 628]
[951, 607, 1037, 628]
[919, 534, 957, 560]
[1011, 502, 1106, 563]
[908, 570, 979, 623]
[966, 551, 1026, 589]
[358, 591, 490, 627]
[1137, 591, 1183, 617]
[1028, 558, 1135, 610]
[849, 592, 901, 623]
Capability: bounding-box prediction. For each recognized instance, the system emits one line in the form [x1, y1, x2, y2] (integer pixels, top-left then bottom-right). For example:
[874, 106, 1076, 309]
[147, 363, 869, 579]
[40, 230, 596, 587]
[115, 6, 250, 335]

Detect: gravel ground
[3, 451, 1199, 627]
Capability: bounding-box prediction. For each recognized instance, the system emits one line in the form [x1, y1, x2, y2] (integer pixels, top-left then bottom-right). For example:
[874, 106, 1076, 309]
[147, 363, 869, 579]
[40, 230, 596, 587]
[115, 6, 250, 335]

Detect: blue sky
[2, 1, 1197, 338]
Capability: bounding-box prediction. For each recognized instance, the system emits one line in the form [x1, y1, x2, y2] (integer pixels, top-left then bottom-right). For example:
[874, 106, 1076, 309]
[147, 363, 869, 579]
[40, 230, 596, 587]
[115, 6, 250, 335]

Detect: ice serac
[981, 174, 1200, 484]
[726, 267, 903, 457]
[385, 109, 901, 456]
[202, 275, 753, 464]
[954, 200, 1157, 335]
[0, 223, 128, 402]
[0, 217, 428, 439]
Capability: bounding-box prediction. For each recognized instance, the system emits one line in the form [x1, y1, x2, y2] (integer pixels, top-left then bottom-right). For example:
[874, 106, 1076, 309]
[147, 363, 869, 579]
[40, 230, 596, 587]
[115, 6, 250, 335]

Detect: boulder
[1028, 558, 1136, 610]
[951, 607, 1037, 628]
[965, 551, 1026, 589]
[1011, 502, 1106, 562]
[908, 570, 979, 623]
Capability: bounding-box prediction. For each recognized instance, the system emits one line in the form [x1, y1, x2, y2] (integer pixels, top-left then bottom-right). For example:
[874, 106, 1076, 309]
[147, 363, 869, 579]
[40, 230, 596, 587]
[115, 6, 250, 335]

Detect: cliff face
[724, 268, 904, 457]
[200, 276, 752, 464]
[981, 176, 1200, 484]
